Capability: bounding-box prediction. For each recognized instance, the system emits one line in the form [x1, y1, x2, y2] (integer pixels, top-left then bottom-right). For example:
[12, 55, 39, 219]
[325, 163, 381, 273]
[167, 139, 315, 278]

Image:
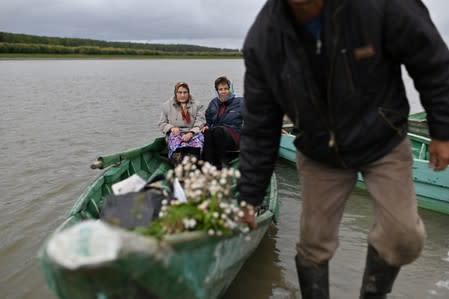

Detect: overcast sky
[1, 0, 448, 49]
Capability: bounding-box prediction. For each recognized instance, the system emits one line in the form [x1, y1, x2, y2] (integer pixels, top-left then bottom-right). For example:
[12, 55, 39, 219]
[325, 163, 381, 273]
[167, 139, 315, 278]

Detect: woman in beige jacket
[158, 82, 205, 164]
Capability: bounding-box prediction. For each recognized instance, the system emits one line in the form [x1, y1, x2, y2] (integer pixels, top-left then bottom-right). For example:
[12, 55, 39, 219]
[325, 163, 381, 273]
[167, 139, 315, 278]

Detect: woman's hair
[174, 82, 190, 96]
[214, 76, 231, 91]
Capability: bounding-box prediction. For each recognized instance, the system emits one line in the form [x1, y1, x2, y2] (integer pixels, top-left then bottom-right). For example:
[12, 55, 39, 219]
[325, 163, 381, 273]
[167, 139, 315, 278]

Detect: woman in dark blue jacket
[202, 76, 243, 169]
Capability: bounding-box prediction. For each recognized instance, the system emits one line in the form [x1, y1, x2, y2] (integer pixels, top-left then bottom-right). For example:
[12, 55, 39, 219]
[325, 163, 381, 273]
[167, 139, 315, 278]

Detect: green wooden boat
[279, 132, 449, 215]
[408, 111, 429, 137]
[39, 137, 279, 299]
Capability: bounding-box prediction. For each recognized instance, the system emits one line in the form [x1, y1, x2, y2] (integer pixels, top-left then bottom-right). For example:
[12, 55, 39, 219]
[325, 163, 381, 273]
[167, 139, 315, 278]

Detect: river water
[0, 59, 448, 299]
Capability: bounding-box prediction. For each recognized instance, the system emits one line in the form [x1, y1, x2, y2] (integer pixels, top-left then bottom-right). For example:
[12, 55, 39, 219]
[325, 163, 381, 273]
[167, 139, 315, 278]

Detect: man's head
[287, 0, 324, 22]
[288, 0, 315, 4]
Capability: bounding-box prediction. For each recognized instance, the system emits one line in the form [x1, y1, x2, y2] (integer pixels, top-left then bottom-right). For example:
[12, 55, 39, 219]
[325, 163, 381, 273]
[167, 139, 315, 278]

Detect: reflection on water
[0, 60, 447, 299]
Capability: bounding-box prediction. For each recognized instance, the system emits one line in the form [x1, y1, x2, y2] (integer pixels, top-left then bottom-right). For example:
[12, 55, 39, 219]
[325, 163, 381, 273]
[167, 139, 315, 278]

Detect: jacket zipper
[326, 2, 347, 167]
[316, 38, 322, 55]
[299, 48, 331, 135]
[341, 49, 356, 92]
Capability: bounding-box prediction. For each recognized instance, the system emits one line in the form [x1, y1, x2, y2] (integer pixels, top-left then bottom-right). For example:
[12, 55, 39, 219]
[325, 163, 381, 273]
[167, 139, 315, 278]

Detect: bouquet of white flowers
[134, 156, 255, 239]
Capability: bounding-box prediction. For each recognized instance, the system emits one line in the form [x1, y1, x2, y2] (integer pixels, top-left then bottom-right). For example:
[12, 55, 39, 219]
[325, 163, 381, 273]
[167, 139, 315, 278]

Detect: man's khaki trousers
[296, 137, 425, 266]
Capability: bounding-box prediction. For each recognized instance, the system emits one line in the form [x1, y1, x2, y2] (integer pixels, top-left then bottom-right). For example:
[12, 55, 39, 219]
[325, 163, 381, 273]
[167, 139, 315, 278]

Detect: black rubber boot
[295, 254, 329, 299]
[360, 245, 401, 299]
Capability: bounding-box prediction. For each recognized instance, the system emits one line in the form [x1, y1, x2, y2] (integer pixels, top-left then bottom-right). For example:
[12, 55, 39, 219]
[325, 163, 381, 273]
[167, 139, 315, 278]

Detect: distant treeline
[0, 32, 242, 57]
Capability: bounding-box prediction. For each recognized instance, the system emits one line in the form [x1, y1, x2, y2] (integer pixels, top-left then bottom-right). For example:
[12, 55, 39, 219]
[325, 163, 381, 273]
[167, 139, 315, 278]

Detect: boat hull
[408, 111, 429, 137]
[40, 216, 273, 299]
[279, 133, 449, 215]
[39, 137, 279, 299]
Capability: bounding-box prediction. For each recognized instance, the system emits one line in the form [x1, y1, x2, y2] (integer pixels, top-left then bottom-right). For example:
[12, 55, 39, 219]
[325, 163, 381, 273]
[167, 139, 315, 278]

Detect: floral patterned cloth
[167, 132, 204, 159]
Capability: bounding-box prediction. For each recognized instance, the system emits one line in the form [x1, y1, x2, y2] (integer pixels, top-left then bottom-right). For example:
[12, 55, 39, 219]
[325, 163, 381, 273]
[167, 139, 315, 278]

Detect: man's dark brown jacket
[238, 0, 449, 206]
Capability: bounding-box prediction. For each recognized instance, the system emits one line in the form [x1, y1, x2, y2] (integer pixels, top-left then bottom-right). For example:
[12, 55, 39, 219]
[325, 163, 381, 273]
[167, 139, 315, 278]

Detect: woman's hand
[201, 125, 209, 133]
[182, 132, 194, 142]
[171, 127, 180, 136]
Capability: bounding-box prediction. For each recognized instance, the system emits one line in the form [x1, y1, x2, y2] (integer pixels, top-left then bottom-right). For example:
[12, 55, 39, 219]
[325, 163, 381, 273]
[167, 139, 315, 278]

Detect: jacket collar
[269, 0, 346, 37]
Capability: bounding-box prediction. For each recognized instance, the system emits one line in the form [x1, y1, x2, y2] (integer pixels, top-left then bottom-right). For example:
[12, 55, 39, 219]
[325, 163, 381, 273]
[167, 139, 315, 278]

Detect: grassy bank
[0, 32, 243, 59]
[0, 53, 243, 60]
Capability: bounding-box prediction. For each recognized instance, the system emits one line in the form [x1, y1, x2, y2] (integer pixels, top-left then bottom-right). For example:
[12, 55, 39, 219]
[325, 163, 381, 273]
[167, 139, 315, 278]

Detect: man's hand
[238, 202, 257, 230]
[429, 139, 449, 171]
[201, 125, 209, 133]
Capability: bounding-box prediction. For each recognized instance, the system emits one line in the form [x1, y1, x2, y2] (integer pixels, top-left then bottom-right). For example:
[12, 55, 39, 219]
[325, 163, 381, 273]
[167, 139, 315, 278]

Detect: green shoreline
[0, 53, 243, 60]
